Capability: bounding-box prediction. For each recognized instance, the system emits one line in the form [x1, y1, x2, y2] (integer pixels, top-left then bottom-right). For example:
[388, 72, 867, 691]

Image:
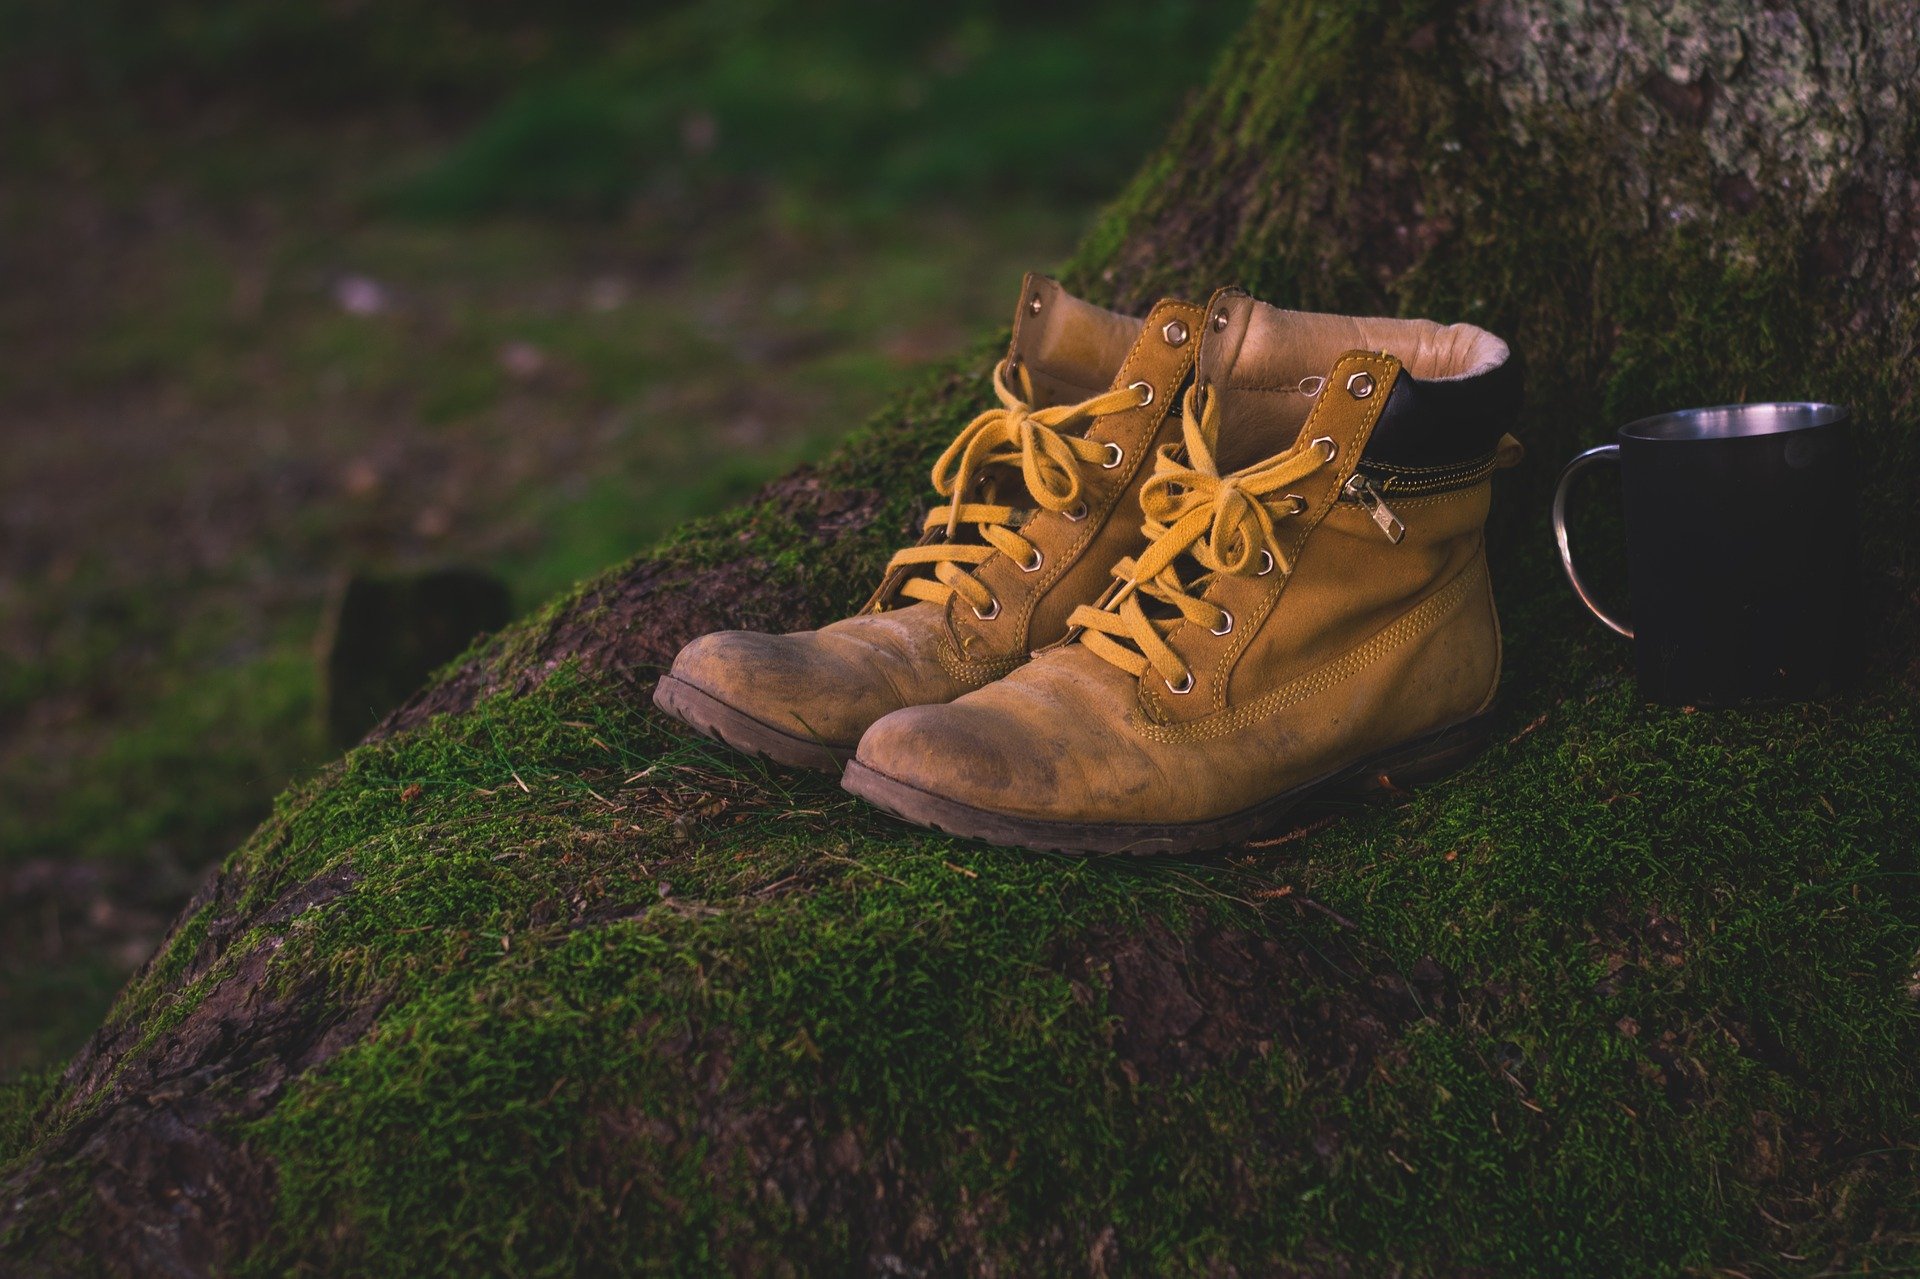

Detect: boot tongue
[1007, 273, 1141, 410]
[1196, 291, 1377, 472]
[974, 273, 1146, 513]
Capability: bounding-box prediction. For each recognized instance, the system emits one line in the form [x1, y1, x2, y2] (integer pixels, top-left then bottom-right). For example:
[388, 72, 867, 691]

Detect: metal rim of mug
[1617, 401, 1848, 443]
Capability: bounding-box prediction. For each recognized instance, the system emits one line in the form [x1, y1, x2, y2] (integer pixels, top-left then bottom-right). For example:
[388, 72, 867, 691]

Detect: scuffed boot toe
[844, 702, 1090, 849]
[654, 631, 858, 771]
[852, 705, 1023, 799]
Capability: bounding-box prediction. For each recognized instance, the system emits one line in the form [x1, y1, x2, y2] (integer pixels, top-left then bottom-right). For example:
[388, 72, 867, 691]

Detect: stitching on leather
[1134, 553, 1484, 743]
[1377, 476, 1497, 500]
[1363, 487, 1489, 511]
[937, 635, 1023, 686]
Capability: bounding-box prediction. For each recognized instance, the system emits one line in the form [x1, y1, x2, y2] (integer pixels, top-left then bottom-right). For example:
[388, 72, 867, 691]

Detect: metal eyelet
[1102, 442, 1124, 469]
[1162, 319, 1189, 347]
[1312, 436, 1337, 462]
[1209, 610, 1234, 637]
[1129, 380, 1154, 407]
[1284, 493, 1307, 514]
[1346, 370, 1376, 399]
[1019, 547, 1043, 572]
[973, 597, 1001, 621]
[1165, 671, 1195, 694]
[1256, 549, 1275, 576]
[1063, 501, 1088, 521]
[1212, 309, 1230, 332]
[1028, 295, 1043, 315]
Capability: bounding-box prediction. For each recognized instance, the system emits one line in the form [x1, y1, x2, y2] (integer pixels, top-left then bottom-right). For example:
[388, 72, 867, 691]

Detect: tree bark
[4, 1, 1917, 1275]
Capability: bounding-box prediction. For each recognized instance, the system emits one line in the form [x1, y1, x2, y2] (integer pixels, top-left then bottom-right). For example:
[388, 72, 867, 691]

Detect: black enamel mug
[1552, 402, 1857, 705]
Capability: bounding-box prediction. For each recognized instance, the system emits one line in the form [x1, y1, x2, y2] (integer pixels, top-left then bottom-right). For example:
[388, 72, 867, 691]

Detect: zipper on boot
[1342, 473, 1406, 543]
[1339, 447, 1507, 542]
[1352, 451, 1501, 495]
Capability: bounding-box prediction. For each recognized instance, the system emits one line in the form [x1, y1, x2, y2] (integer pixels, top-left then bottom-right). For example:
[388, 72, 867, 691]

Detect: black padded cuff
[1366, 347, 1524, 468]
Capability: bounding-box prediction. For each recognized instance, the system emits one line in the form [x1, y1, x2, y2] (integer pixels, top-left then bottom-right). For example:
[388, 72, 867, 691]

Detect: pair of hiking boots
[655, 274, 1523, 855]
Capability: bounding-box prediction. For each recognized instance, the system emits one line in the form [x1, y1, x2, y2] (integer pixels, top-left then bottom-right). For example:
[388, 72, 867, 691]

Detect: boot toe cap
[665, 630, 886, 748]
[853, 649, 1186, 827]
[854, 703, 1029, 800]
[855, 696, 1126, 823]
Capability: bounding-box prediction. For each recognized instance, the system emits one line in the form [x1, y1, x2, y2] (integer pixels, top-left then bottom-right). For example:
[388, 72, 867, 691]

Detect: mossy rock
[4, 0, 1918, 1274]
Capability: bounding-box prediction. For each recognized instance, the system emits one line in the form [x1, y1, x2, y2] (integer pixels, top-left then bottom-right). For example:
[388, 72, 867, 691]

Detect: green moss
[0, 1068, 58, 1167]
[189, 641, 1914, 1276]
[11, 0, 1920, 1271]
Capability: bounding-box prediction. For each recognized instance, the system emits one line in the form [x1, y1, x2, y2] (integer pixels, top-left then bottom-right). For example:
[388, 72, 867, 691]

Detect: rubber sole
[840, 709, 1500, 856]
[652, 674, 854, 773]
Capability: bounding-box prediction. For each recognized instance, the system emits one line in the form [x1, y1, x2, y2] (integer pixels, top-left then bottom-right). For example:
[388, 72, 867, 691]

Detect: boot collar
[1195, 288, 1518, 472]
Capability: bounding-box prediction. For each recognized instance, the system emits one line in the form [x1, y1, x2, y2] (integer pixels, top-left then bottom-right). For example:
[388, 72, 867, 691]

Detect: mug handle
[1552, 444, 1634, 639]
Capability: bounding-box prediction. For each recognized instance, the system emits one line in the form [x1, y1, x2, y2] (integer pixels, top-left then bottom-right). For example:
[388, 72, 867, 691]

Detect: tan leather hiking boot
[654, 275, 1207, 770]
[843, 290, 1523, 853]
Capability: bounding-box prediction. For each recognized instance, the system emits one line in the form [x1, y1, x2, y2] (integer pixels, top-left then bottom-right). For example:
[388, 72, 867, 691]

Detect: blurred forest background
[0, 0, 1246, 1074]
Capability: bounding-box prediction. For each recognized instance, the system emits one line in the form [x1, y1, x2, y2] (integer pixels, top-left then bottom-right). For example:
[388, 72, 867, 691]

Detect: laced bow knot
[1066, 382, 1335, 685]
[931, 389, 1089, 537]
[1137, 469, 1283, 579]
[873, 358, 1156, 616]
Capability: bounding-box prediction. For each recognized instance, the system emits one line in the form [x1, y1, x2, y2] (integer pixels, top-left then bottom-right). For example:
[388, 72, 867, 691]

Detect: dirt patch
[584, 1093, 966, 1276]
[1070, 913, 1422, 1088]
[1587, 902, 1688, 1001]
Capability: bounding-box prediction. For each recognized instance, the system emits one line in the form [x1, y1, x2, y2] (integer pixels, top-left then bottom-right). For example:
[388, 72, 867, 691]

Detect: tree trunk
[5, 1, 1918, 1274]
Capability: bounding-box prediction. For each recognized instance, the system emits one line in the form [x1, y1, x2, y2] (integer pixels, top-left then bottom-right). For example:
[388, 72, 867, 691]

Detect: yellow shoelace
[1068, 384, 1332, 688]
[880, 360, 1151, 616]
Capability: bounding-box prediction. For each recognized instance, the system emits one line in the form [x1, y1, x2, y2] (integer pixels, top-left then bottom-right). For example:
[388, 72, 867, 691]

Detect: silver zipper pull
[1344, 473, 1406, 543]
